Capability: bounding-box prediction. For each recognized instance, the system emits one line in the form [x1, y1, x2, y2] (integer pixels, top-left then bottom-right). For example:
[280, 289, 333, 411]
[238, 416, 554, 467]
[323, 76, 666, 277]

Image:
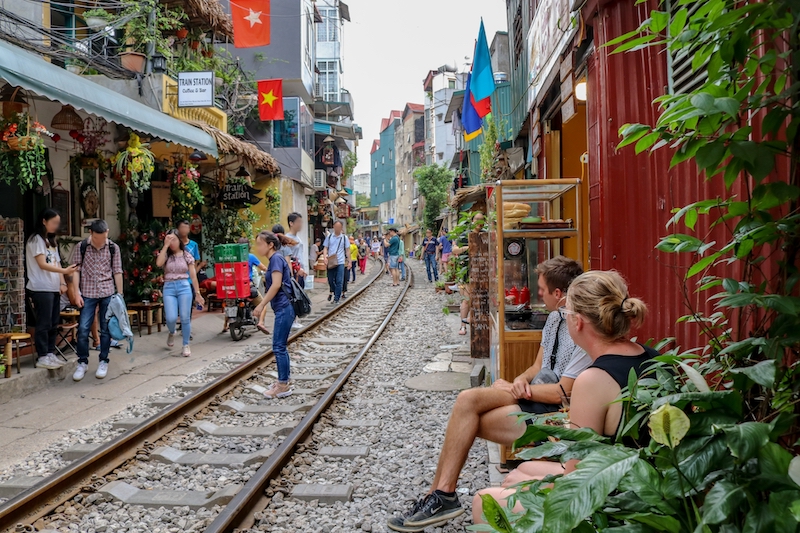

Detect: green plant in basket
[168, 162, 203, 222]
[112, 132, 155, 192]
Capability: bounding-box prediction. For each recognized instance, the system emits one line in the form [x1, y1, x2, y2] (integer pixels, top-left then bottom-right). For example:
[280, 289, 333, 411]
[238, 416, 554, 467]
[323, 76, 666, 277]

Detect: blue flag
[462, 73, 483, 142]
[470, 20, 495, 102]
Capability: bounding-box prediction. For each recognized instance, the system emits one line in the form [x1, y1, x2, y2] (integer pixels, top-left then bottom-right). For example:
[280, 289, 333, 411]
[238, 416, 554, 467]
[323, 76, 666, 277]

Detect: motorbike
[225, 296, 259, 341]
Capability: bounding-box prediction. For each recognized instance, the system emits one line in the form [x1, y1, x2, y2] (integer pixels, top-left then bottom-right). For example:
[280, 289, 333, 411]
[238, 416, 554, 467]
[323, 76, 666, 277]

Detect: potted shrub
[83, 8, 114, 30]
[176, 28, 188, 40]
[118, 0, 186, 73]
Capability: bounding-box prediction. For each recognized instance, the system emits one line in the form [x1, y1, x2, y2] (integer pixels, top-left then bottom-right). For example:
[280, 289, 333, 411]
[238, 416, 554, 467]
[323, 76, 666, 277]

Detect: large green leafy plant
[414, 163, 454, 231]
[478, 0, 800, 531]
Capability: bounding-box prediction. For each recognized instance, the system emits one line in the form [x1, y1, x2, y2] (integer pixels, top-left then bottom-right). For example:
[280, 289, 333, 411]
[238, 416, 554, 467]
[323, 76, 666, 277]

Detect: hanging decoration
[168, 162, 204, 222]
[0, 112, 46, 193]
[112, 132, 155, 192]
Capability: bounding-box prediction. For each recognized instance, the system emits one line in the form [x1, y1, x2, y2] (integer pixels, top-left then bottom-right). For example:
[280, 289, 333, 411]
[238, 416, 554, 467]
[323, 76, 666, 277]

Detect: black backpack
[282, 277, 311, 318]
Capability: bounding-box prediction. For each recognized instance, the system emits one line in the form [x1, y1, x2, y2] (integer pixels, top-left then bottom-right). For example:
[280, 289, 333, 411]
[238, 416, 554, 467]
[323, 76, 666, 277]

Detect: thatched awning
[451, 184, 486, 209]
[163, 0, 233, 39]
[186, 120, 280, 175]
[398, 223, 420, 236]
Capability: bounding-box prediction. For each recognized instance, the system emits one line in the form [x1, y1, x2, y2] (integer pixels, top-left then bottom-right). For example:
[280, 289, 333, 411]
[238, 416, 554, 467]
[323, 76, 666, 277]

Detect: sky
[342, 0, 507, 176]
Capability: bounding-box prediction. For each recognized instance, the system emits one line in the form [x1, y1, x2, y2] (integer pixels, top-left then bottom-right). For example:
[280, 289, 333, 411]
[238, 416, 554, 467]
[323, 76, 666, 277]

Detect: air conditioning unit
[313, 170, 327, 190]
[314, 83, 323, 99]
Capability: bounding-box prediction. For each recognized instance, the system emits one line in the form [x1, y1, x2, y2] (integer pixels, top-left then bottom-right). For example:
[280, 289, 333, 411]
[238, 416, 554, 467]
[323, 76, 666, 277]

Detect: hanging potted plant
[83, 8, 114, 30]
[0, 113, 46, 193]
[112, 132, 155, 192]
[168, 162, 204, 221]
[176, 27, 189, 40]
[118, 0, 186, 73]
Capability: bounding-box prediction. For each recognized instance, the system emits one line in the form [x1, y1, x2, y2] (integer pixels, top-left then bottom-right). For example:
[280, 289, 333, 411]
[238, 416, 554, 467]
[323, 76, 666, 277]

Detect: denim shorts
[388, 255, 399, 269]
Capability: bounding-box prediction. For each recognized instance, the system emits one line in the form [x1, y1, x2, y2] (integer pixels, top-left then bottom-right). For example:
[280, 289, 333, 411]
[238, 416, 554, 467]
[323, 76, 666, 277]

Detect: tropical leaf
[702, 480, 746, 524]
[720, 422, 771, 461]
[479, 494, 513, 533]
[542, 448, 639, 533]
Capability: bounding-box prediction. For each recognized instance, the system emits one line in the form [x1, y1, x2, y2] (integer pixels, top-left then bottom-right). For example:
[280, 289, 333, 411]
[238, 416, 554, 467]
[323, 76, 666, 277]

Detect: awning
[185, 120, 279, 175]
[444, 90, 465, 124]
[0, 40, 218, 157]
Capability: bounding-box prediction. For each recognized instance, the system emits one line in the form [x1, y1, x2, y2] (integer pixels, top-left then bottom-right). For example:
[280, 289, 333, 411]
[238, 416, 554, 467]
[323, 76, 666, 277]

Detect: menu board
[469, 232, 490, 358]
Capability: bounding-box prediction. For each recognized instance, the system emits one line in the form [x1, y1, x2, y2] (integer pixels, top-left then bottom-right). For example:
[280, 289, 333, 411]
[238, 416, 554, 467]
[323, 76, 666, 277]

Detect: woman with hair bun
[471, 270, 656, 526]
[253, 231, 296, 399]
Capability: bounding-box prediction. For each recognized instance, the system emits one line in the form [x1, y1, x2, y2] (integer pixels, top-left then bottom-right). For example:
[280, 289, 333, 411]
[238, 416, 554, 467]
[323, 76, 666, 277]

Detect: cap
[87, 219, 109, 233]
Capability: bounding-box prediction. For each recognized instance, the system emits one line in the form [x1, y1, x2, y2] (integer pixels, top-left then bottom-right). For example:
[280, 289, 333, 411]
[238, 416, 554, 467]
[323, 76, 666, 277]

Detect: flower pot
[190, 40, 200, 50]
[119, 51, 146, 73]
[85, 16, 108, 30]
[66, 64, 82, 75]
[176, 28, 189, 39]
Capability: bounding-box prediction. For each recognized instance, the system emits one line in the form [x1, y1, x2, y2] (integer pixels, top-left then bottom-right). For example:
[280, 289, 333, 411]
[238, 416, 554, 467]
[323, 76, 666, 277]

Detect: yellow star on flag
[261, 90, 277, 107]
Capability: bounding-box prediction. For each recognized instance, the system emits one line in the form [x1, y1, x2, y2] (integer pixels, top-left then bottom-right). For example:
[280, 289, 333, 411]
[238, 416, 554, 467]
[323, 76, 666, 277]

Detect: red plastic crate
[215, 262, 251, 299]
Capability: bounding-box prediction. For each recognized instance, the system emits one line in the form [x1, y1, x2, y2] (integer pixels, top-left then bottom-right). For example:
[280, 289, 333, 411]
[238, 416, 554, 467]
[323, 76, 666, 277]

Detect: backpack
[282, 277, 312, 318]
[79, 238, 118, 293]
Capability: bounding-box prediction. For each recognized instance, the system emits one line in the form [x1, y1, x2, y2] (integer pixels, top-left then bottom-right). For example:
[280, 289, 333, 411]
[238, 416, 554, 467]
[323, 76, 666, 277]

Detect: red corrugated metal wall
[586, 0, 743, 345]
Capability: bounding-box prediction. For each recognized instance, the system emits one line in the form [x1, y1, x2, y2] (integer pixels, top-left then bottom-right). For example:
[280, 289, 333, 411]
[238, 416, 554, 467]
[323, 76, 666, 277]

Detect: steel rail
[204, 266, 414, 532]
[0, 260, 387, 532]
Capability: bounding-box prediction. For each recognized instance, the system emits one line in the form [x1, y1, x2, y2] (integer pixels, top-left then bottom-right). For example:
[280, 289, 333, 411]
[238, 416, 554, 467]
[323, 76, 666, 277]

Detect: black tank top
[590, 344, 659, 442]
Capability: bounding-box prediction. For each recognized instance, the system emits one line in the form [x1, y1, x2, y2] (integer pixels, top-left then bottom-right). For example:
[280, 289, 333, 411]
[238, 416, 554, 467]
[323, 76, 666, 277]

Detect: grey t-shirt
[323, 233, 349, 265]
[539, 310, 592, 379]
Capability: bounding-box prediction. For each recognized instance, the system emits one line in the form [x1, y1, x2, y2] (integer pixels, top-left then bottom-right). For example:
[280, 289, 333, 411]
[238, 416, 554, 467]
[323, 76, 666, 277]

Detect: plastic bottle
[509, 286, 520, 305]
[520, 286, 530, 305]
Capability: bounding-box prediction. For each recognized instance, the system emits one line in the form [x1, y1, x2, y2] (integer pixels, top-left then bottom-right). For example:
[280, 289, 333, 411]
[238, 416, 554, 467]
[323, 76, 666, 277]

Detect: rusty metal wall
[586, 0, 744, 346]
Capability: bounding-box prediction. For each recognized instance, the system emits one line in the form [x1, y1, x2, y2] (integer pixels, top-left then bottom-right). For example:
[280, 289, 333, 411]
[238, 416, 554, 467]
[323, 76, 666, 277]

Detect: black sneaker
[401, 491, 464, 530]
[387, 497, 427, 532]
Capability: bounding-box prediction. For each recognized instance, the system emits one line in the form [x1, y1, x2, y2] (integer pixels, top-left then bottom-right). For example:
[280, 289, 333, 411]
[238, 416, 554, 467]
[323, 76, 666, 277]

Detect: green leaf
[735, 237, 754, 259]
[479, 494, 513, 533]
[702, 480, 747, 525]
[542, 448, 639, 533]
[730, 141, 758, 164]
[635, 132, 660, 154]
[515, 423, 605, 449]
[695, 142, 727, 172]
[611, 34, 658, 54]
[722, 278, 739, 294]
[691, 93, 716, 113]
[617, 124, 652, 149]
[721, 422, 771, 461]
[649, 10, 669, 33]
[679, 361, 711, 392]
[515, 441, 571, 460]
[729, 360, 776, 387]
[618, 459, 665, 506]
[653, 391, 742, 417]
[628, 513, 682, 533]
[662, 436, 729, 496]
[669, 8, 688, 38]
[743, 505, 774, 533]
[715, 97, 740, 118]
[749, 145, 776, 182]
[684, 208, 699, 230]
[687, 252, 721, 279]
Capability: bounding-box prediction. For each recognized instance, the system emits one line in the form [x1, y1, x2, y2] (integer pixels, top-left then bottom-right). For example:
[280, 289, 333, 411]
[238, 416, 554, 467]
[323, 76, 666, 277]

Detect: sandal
[256, 324, 271, 335]
[459, 326, 467, 335]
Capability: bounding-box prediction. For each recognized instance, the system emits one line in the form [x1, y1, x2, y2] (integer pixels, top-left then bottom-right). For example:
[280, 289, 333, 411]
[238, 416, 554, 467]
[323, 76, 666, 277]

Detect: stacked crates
[214, 244, 251, 299]
[0, 217, 26, 333]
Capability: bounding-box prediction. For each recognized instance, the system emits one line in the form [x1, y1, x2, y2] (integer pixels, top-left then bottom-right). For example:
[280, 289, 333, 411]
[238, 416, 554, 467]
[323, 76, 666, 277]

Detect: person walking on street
[156, 230, 204, 356]
[253, 231, 296, 399]
[70, 219, 123, 381]
[358, 238, 368, 274]
[422, 229, 440, 283]
[349, 236, 358, 283]
[438, 228, 452, 275]
[323, 221, 348, 304]
[310, 238, 321, 267]
[398, 237, 407, 281]
[177, 219, 204, 335]
[26, 209, 78, 370]
[382, 232, 391, 274]
[370, 238, 381, 261]
[282, 213, 307, 329]
[387, 227, 401, 286]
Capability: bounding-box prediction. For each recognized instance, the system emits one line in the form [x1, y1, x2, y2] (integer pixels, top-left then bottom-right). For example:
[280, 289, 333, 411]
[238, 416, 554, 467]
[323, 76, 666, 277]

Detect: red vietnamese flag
[232, 0, 270, 48]
[257, 79, 284, 121]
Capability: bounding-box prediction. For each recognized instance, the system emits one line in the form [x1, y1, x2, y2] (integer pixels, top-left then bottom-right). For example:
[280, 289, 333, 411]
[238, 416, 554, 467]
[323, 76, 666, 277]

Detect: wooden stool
[127, 310, 141, 337]
[8, 333, 32, 374]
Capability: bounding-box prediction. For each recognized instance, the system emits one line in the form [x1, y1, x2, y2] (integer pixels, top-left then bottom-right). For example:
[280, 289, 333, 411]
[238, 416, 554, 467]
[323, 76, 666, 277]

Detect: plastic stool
[9, 333, 32, 374]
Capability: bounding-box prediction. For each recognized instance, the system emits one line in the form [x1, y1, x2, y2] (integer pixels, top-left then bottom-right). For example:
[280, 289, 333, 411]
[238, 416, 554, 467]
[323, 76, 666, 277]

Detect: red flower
[133, 243, 140, 252]
[146, 265, 152, 273]
[133, 268, 140, 277]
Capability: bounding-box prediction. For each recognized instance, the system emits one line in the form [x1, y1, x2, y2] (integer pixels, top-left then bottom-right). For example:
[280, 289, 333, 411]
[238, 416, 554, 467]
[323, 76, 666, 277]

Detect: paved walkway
[0, 263, 379, 471]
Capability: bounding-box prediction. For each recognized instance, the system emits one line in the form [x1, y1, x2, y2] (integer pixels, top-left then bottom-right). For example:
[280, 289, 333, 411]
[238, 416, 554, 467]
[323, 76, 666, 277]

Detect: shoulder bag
[282, 276, 312, 318]
[327, 235, 344, 269]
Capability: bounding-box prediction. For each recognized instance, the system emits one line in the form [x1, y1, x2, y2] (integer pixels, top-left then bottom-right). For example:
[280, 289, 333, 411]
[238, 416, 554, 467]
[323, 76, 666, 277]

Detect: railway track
[0, 261, 413, 533]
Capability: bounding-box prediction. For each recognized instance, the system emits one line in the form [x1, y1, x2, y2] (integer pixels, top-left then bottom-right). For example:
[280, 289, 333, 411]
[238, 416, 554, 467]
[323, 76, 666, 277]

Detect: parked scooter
[225, 296, 259, 341]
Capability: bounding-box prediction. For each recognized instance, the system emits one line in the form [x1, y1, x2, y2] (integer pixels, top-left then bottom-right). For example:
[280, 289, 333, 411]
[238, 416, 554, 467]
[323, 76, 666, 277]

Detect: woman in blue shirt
[253, 231, 296, 399]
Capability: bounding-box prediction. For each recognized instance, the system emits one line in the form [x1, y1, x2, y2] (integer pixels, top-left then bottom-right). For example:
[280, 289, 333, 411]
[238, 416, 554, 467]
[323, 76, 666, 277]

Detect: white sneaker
[73, 362, 88, 381]
[46, 353, 66, 367]
[95, 361, 108, 379]
[291, 320, 303, 329]
[37, 355, 60, 370]
[181, 345, 191, 357]
[167, 332, 175, 347]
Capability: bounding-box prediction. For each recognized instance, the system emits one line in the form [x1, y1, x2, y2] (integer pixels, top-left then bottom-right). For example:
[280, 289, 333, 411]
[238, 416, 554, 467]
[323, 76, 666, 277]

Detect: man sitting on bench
[387, 256, 590, 532]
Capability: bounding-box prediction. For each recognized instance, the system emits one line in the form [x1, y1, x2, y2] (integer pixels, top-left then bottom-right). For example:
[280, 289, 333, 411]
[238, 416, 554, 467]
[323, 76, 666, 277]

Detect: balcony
[312, 89, 354, 120]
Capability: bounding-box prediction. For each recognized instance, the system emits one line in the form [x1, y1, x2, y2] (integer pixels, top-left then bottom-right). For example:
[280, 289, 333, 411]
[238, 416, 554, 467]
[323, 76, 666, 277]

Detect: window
[274, 97, 300, 148]
[448, 79, 456, 89]
[375, 161, 378, 169]
[54, 5, 76, 40]
[317, 60, 339, 101]
[407, 134, 411, 143]
[304, 6, 314, 73]
[382, 184, 385, 193]
[317, 8, 339, 42]
[667, 1, 708, 94]
[390, 180, 393, 189]
[404, 183, 407, 191]
[389, 149, 392, 160]
[382, 155, 385, 164]
[375, 186, 378, 195]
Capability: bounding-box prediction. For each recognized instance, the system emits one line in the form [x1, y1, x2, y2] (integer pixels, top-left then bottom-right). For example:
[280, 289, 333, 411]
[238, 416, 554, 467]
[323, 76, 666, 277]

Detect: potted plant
[83, 8, 114, 30]
[168, 162, 204, 221]
[112, 132, 155, 192]
[65, 58, 85, 74]
[118, 0, 186, 73]
[176, 28, 188, 40]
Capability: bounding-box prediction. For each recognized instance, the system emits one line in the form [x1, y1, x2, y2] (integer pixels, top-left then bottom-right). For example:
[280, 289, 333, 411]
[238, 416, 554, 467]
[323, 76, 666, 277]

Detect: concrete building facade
[370, 111, 401, 223]
[393, 103, 425, 229]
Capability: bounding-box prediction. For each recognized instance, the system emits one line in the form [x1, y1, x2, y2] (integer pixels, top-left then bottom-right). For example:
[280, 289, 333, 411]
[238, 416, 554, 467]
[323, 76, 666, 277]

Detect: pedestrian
[382, 232, 391, 274]
[438, 227, 452, 275]
[386, 227, 401, 286]
[25, 208, 78, 370]
[370, 237, 381, 261]
[349, 236, 358, 283]
[323, 221, 348, 304]
[282, 213, 307, 330]
[252, 231, 295, 399]
[398, 237, 407, 281]
[156, 230, 204, 356]
[70, 219, 123, 381]
[422, 229, 440, 283]
[176, 219, 205, 334]
[310, 238, 321, 268]
[358, 238, 368, 274]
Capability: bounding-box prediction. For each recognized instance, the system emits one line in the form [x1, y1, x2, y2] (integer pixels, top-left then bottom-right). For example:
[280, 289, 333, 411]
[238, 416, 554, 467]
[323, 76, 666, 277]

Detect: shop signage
[178, 71, 215, 108]
[526, 0, 577, 111]
[218, 182, 263, 205]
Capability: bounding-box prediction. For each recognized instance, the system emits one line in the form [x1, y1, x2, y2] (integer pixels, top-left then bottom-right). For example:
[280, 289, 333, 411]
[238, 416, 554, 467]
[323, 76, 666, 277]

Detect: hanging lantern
[51, 105, 84, 131]
[0, 85, 28, 119]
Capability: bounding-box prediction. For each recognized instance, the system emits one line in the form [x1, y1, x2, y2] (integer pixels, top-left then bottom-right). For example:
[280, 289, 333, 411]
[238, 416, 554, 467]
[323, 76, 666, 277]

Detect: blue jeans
[327, 264, 345, 301]
[399, 259, 407, 279]
[163, 280, 193, 346]
[77, 295, 112, 364]
[350, 261, 357, 282]
[273, 304, 295, 383]
[424, 253, 439, 281]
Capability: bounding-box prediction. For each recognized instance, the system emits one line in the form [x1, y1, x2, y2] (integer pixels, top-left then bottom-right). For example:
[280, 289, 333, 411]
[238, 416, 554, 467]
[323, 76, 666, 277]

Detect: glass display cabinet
[487, 179, 585, 462]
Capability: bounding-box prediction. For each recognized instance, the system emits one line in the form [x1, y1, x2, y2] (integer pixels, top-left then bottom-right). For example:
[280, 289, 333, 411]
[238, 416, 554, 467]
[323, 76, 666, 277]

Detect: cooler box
[214, 243, 249, 263]
[215, 262, 251, 299]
